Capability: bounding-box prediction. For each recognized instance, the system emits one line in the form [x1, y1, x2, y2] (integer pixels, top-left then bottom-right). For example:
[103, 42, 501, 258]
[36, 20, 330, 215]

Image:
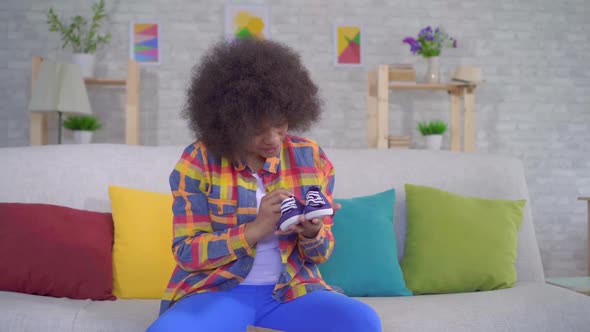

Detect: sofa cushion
[108, 185, 176, 299]
[3, 283, 590, 332]
[0, 203, 115, 300]
[0, 291, 92, 331]
[73, 296, 159, 332]
[357, 282, 590, 332]
[320, 189, 411, 296]
[401, 184, 525, 294]
[0, 291, 159, 332]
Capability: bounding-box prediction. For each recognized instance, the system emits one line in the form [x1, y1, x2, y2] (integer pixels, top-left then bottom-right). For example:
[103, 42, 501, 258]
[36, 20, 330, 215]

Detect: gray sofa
[1, 144, 590, 332]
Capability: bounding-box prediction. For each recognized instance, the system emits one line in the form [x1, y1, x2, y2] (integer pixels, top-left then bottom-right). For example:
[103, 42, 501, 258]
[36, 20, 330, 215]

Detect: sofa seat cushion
[358, 282, 590, 332]
[0, 291, 159, 332]
[0, 291, 91, 332]
[73, 297, 159, 332]
[4, 283, 590, 332]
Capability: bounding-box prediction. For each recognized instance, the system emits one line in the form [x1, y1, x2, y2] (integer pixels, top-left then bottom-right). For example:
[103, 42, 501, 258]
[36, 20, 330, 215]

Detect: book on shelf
[388, 64, 416, 83]
[388, 135, 411, 149]
[389, 63, 414, 69]
[390, 81, 417, 85]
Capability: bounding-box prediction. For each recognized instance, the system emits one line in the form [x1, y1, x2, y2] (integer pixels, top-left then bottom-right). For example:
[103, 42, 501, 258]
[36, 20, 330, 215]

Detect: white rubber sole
[279, 215, 302, 231]
[304, 208, 333, 220]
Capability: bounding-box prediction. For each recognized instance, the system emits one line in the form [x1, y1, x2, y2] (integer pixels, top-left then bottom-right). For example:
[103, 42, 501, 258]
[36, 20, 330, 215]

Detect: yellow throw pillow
[108, 185, 176, 299]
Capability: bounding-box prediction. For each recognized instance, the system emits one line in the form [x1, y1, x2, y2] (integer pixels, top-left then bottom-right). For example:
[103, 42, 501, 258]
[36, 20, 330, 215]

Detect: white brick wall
[1, 0, 589, 277]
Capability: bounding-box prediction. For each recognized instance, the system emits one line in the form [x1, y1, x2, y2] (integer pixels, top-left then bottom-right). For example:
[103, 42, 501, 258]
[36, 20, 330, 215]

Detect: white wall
[1, 0, 589, 277]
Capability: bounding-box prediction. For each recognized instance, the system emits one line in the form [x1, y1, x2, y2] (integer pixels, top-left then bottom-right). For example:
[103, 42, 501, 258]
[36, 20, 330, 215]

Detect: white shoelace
[306, 191, 325, 206]
[280, 197, 298, 214]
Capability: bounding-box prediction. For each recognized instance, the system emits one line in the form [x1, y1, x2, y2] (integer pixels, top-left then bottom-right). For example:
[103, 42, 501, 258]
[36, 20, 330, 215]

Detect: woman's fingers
[289, 224, 306, 234]
[333, 202, 342, 212]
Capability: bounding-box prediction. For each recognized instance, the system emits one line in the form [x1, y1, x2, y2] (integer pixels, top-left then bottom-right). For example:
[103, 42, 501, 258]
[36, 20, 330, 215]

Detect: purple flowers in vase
[403, 26, 457, 58]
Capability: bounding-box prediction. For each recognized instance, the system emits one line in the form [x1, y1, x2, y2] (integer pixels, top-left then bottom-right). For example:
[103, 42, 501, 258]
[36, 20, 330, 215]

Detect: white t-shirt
[240, 173, 282, 285]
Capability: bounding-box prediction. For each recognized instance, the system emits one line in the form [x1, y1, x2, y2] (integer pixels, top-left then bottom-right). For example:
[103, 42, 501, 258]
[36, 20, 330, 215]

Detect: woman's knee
[316, 293, 382, 331]
[360, 302, 382, 332]
[147, 313, 183, 332]
[344, 300, 382, 332]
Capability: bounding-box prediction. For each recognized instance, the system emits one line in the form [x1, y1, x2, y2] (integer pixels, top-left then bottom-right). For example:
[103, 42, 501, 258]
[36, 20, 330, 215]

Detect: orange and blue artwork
[131, 22, 160, 64]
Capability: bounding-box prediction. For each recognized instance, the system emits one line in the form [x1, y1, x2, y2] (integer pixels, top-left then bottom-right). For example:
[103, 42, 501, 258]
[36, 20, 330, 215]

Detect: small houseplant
[403, 26, 457, 83]
[47, 0, 111, 77]
[417, 120, 448, 150]
[63, 115, 102, 144]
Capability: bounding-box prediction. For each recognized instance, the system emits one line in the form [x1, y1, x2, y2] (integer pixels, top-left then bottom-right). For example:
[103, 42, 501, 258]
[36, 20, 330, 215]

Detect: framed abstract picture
[130, 22, 160, 65]
[333, 24, 364, 67]
[225, 4, 270, 40]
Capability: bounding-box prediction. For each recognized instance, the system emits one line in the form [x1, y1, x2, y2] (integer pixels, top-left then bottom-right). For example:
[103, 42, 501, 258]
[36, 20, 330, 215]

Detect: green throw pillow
[320, 189, 412, 297]
[401, 184, 526, 294]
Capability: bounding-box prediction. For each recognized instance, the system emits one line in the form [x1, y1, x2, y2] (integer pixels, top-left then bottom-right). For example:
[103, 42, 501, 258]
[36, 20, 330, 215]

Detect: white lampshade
[28, 61, 92, 115]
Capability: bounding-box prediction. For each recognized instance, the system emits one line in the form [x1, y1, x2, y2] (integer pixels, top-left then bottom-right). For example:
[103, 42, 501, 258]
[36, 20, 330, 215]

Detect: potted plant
[63, 115, 102, 144]
[418, 120, 448, 150]
[403, 26, 457, 83]
[47, 0, 111, 78]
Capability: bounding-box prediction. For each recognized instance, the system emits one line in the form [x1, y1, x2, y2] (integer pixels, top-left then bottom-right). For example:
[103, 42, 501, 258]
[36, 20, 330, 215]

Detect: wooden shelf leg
[125, 60, 140, 145]
[29, 56, 48, 146]
[29, 112, 48, 146]
[450, 89, 461, 152]
[463, 87, 476, 152]
[376, 65, 389, 149]
[367, 70, 378, 148]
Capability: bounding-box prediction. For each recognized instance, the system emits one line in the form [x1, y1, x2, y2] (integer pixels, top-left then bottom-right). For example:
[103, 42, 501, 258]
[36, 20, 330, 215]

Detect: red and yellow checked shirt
[160, 135, 336, 314]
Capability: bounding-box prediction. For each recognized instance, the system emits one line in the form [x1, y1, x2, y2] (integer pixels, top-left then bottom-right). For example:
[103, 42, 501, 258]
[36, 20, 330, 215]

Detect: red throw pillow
[0, 203, 116, 300]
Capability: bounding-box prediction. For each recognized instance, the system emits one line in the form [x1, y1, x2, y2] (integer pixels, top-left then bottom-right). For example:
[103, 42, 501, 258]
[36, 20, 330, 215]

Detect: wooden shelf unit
[29, 56, 140, 145]
[84, 78, 127, 86]
[368, 64, 477, 152]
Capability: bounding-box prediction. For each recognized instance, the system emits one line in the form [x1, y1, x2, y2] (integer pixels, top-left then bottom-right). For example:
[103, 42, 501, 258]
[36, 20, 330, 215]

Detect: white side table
[579, 196, 590, 275]
[546, 277, 590, 295]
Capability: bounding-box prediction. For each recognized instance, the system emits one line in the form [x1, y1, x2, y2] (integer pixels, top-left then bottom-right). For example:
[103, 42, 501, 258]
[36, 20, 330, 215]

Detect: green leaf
[46, 0, 110, 54]
[63, 115, 102, 131]
[417, 120, 447, 135]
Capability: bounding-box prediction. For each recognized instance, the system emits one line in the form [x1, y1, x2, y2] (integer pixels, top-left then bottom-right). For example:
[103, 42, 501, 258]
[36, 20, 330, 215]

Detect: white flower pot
[73, 130, 93, 144]
[425, 134, 443, 150]
[72, 53, 96, 78]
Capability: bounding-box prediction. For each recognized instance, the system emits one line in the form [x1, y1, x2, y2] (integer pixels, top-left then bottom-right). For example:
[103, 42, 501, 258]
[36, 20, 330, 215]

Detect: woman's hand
[277, 202, 342, 238]
[245, 188, 293, 246]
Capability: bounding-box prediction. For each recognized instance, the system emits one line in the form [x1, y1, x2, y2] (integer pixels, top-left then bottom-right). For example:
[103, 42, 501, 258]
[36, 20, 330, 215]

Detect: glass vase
[424, 56, 441, 83]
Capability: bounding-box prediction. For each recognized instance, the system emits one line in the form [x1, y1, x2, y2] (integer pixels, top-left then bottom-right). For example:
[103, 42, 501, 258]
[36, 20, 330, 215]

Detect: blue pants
[147, 285, 381, 332]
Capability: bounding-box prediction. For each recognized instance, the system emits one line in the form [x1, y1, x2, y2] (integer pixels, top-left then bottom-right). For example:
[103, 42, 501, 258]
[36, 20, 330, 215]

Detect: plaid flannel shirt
[159, 135, 336, 314]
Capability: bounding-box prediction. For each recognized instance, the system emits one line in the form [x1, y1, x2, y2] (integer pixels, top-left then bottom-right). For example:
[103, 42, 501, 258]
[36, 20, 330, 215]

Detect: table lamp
[28, 61, 92, 144]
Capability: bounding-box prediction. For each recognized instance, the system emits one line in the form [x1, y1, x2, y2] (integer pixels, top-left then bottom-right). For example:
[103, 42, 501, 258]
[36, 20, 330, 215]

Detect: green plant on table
[47, 0, 111, 53]
[63, 115, 102, 131]
[417, 120, 448, 136]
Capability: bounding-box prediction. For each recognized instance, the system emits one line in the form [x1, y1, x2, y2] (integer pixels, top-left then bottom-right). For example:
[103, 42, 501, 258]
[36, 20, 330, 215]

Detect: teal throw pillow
[320, 189, 412, 297]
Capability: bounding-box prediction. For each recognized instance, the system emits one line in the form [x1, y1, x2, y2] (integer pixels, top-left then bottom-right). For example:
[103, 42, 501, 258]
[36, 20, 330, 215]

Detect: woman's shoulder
[178, 141, 204, 160]
[284, 134, 321, 149]
[283, 134, 330, 164]
[177, 141, 219, 167]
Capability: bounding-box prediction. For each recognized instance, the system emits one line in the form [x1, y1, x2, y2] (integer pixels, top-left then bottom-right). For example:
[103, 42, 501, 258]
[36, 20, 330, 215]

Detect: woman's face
[245, 122, 288, 160]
